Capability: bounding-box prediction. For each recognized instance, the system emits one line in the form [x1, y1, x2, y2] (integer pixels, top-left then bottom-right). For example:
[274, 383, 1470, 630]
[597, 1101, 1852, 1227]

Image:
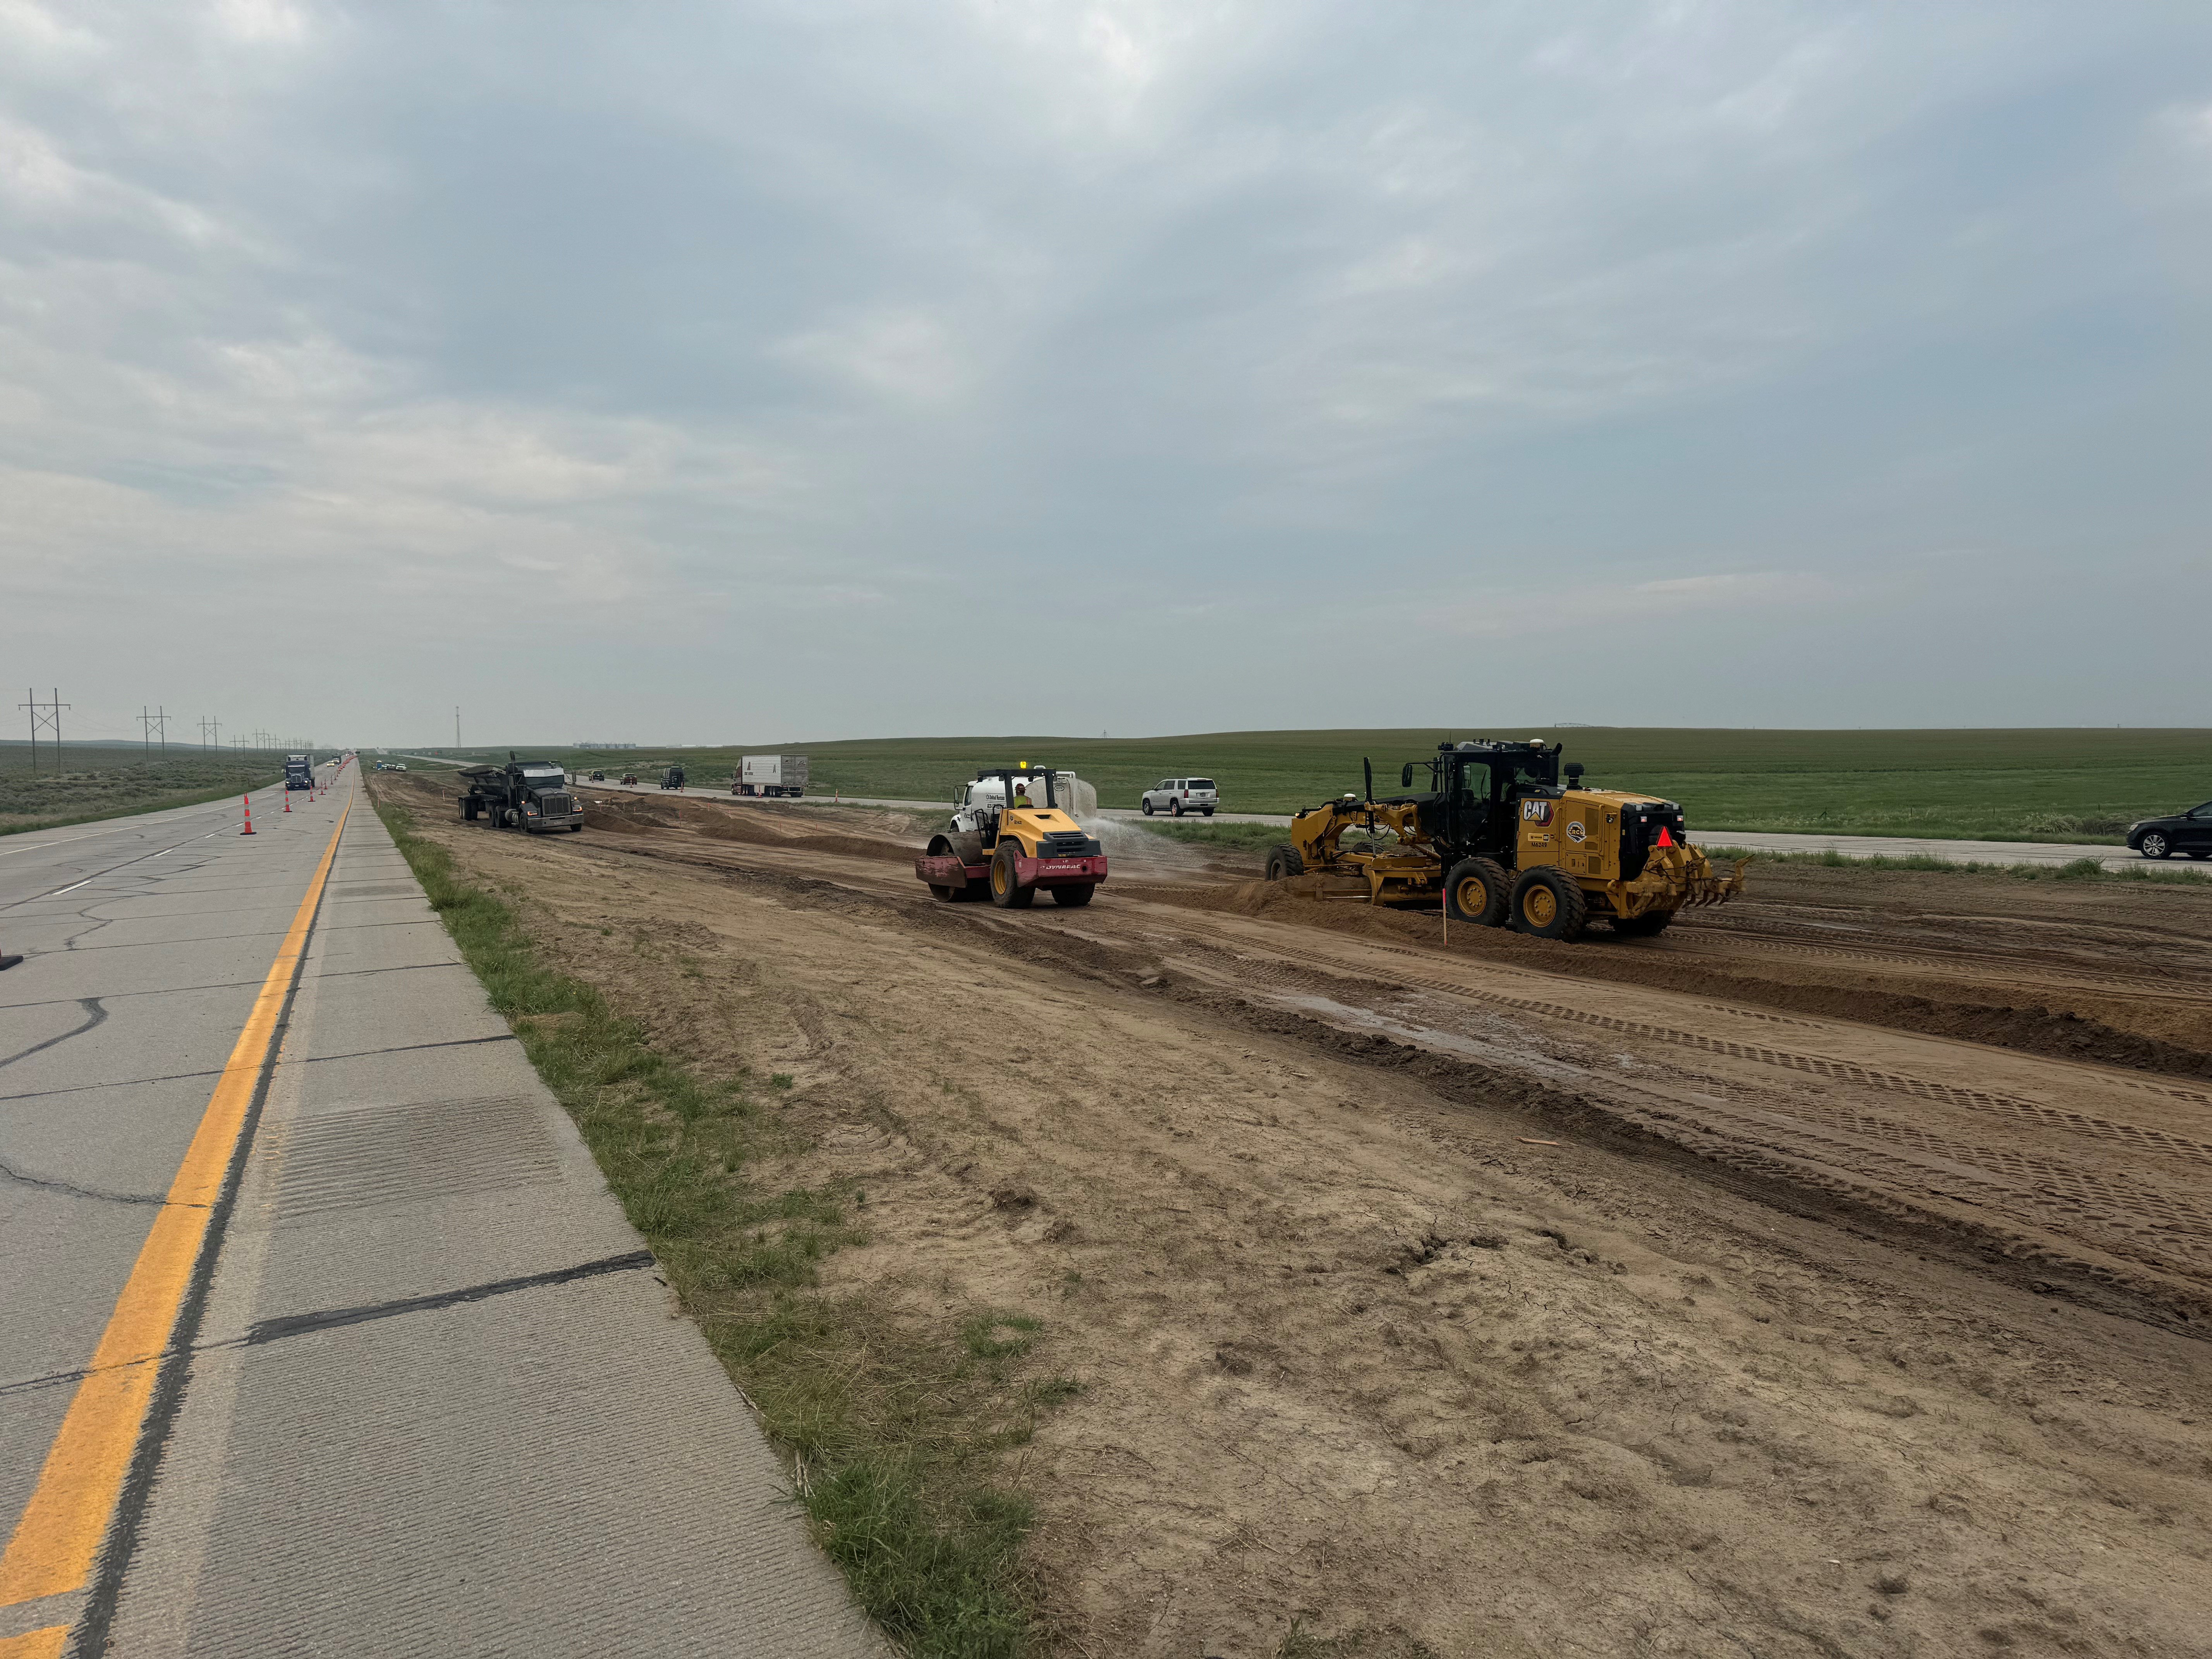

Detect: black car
[2127, 800, 2212, 860]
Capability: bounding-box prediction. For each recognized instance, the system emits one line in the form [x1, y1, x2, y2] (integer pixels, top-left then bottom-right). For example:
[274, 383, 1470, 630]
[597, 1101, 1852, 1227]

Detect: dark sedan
[2127, 801, 2212, 860]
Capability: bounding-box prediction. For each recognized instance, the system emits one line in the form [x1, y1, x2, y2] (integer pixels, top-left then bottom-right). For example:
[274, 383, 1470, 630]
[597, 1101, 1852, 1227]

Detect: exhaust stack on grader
[1264, 739, 1745, 940]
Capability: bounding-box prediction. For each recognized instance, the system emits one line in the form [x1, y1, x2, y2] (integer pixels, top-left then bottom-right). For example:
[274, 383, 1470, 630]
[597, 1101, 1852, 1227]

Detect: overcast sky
[3, 1, 2208, 747]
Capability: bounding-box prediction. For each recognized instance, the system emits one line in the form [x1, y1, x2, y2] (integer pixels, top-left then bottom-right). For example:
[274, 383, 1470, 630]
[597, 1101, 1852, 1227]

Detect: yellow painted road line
[0, 799, 351, 1611]
[0, 1627, 68, 1658]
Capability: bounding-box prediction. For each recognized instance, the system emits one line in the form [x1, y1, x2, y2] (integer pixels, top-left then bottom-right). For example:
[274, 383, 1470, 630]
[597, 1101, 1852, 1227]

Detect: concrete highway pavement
[1, 764, 878, 1657]
[562, 774, 2190, 876]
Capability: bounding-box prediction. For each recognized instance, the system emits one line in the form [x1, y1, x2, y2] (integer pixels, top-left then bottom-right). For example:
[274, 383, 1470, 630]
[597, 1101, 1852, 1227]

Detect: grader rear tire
[1445, 857, 1510, 927]
[1511, 869, 1587, 940]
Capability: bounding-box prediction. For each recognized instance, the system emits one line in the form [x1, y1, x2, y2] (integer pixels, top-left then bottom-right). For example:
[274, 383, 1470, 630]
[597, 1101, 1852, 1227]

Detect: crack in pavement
[300, 1033, 519, 1065]
[0, 1067, 226, 1107]
[0, 1152, 173, 1208]
[0, 995, 108, 1071]
[0, 1250, 656, 1401]
[0, 978, 265, 1013]
[241, 1251, 658, 1345]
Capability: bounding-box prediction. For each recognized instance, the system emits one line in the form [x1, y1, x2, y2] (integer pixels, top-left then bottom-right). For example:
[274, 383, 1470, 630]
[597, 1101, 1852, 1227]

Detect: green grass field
[385, 728, 2212, 845]
[0, 744, 285, 835]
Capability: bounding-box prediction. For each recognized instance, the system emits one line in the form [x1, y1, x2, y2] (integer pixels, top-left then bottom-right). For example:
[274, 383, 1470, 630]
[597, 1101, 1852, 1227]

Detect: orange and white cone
[241, 795, 255, 836]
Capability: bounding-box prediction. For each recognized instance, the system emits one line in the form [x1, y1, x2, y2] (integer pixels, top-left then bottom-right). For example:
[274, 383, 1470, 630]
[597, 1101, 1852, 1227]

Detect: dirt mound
[583, 799, 677, 833]
[689, 811, 913, 865]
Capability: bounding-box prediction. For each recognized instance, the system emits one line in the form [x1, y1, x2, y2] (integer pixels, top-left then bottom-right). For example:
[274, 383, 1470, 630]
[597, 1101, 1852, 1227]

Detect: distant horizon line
[332, 722, 2212, 751]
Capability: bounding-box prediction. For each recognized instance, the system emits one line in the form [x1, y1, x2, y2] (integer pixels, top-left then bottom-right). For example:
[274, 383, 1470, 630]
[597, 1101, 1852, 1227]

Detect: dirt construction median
[379, 772, 2212, 1658]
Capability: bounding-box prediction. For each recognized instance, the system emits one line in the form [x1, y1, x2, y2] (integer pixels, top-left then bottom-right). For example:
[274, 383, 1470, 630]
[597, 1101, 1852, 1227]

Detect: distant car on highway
[589, 770, 605, 781]
[1140, 777, 1218, 817]
[2127, 800, 2212, 860]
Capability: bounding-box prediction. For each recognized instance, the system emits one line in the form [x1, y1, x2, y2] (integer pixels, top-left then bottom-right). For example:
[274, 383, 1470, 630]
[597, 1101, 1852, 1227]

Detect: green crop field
[386, 728, 2212, 845]
[0, 744, 287, 835]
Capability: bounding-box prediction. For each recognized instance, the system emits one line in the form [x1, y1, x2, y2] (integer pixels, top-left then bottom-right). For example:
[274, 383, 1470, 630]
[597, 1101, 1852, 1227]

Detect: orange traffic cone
[283, 790, 292, 813]
[241, 795, 255, 836]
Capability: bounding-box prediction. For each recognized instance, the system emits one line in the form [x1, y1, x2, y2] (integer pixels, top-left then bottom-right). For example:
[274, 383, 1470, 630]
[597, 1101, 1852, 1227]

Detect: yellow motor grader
[1263, 740, 1745, 939]
[915, 763, 1108, 908]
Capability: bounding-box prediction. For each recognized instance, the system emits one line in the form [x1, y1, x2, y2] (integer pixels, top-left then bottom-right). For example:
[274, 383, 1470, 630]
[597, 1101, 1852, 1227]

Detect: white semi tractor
[734, 754, 809, 797]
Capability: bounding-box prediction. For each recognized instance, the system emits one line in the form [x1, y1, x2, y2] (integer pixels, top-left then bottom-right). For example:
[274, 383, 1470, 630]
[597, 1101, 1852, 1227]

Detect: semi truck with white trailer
[734, 754, 808, 797]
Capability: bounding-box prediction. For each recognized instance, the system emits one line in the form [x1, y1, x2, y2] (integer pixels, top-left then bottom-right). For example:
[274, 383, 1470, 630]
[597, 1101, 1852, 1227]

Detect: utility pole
[138, 706, 170, 754]
[201, 716, 220, 751]
[455, 705, 461, 750]
[20, 688, 67, 773]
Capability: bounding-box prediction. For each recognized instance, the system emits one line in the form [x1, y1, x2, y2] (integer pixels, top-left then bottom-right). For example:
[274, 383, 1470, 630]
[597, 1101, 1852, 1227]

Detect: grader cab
[915, 763, 1108, 909]
[1264, 740, 1745, 940]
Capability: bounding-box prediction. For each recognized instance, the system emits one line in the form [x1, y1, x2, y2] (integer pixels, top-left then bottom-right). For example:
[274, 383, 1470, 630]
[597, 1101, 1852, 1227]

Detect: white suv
[1140, 777, 1218, 817]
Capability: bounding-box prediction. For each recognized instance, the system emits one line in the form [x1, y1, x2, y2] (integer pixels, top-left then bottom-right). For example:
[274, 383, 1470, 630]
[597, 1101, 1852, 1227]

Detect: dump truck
[735, 754, 807, 797]
[459, 756, 581, 834]
[1263, 738, 1744, 939]
[916, 764, 1107, 907]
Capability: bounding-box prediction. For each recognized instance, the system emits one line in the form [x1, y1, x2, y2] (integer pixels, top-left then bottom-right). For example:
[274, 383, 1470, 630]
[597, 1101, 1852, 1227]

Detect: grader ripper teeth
[1264, 738, 1745, 942]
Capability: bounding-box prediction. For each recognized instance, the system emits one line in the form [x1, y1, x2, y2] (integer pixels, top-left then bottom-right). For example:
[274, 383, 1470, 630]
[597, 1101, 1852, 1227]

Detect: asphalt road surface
[0, 764, 878, 1657]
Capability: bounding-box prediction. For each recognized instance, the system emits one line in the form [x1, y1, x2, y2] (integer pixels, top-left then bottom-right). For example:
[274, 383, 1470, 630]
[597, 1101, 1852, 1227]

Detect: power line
[19, 688, 67, 773]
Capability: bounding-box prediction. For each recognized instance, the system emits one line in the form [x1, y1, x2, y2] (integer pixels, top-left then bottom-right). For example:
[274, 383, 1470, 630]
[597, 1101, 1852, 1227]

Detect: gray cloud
[2, 0, 2207, 744]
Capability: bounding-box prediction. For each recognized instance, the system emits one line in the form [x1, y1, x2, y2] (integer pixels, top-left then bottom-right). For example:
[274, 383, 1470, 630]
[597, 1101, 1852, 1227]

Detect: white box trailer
[735, 754, 809, 797]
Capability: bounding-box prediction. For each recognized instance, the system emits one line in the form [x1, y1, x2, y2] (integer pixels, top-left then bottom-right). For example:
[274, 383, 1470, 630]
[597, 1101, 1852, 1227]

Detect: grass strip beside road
[0, 776, 285, 839]
[1702, 846, 2212, 884]
[1136, 819, 1287, 857]
[369, 793, 1059, 1659]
